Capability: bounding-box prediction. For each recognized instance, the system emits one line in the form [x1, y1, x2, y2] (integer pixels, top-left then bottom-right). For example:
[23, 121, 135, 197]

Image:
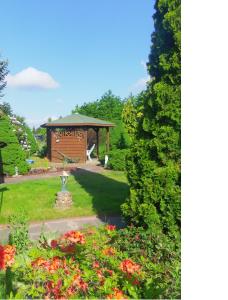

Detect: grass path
[0, 170, 128, 224]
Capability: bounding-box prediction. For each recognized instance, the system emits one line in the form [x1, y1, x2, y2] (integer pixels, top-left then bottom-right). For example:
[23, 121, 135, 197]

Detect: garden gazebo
[41, 114, 115, 163]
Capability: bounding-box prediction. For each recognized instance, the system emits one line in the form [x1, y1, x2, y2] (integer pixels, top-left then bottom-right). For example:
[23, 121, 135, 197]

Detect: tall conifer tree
[122, 0, 181, 237]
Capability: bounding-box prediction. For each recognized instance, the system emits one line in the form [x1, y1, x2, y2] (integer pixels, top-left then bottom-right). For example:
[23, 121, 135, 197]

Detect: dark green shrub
[108, 149, 129, 171]
[0, 115, 30, 175]
[121, 0, 181, 238]
[99, 149, 129, 171]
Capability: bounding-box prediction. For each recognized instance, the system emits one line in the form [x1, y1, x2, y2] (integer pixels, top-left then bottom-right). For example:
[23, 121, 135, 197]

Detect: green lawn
[0, 170, 128, 224]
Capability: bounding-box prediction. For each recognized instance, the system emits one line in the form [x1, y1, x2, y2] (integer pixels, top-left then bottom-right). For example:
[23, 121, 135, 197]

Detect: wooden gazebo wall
[47, 127, 87, 163]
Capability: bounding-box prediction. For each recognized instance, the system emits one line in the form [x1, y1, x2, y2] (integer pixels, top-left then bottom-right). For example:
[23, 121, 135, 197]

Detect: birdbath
[54, 171, 73, 209]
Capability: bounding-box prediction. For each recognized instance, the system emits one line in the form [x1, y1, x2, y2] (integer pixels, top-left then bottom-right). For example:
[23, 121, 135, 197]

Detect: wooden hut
[41, 114, 115, 163]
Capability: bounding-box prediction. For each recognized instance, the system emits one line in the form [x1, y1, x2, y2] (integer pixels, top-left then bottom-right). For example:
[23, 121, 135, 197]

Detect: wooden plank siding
[50, 128, 87, 163]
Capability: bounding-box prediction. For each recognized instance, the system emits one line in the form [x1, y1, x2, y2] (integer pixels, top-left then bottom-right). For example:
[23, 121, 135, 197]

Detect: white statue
[104, 155, 109, 168]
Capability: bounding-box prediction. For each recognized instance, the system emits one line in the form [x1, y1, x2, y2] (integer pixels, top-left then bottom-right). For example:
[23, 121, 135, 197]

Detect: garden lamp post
[60, 171, 69, 192]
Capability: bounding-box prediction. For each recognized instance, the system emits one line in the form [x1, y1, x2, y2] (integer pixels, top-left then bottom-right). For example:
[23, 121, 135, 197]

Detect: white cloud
[129, 75, 150, 94]
[6, 67, 59, 89]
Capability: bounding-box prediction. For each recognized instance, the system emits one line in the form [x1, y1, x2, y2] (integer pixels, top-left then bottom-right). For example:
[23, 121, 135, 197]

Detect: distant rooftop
[42, 113, 115, 128]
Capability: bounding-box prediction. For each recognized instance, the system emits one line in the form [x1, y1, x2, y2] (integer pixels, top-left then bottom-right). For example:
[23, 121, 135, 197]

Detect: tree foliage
[72, 90, 130, 151]
[0, 57, 8, 98]
[0, 114, 30, 175]
[122, 0, 181, 237]
[73, 90, 123, 121]
[0, 102, 13, 116]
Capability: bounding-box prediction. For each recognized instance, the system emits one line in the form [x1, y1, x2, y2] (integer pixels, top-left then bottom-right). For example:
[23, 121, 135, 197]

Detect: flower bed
[0, 225, 180, 299]
[28, 165, 77, 175]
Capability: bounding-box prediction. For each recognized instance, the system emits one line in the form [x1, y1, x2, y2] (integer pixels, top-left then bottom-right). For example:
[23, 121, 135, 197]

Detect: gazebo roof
[41, 113, 115, 128]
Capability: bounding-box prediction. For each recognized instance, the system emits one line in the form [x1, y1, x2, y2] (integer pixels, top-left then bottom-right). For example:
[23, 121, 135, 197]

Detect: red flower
[0, 245, 16, 270]
[0, 245, 5, 270]
[45, 279, 63, 299]
[50, 240, 58, 248]
[105, 224, 116, 231]
[102, 247, 115, 256]
[60, 244, 75, 254]
[120, 259, 141, 275]
[107, 288, 127, 299]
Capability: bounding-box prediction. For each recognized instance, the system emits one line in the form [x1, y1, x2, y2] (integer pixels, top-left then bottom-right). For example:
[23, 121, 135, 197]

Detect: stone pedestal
[54, 191, 73, 209]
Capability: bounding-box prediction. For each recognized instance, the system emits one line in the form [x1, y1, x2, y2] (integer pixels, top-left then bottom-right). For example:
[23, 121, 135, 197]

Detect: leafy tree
[0, 56, 8, 98]
[0, 101, 13, 116]
[122, 0, 181, 237]
[72, 90, 130, 151]
[72, 90, 124, 121]
[0, 114, 30, 175]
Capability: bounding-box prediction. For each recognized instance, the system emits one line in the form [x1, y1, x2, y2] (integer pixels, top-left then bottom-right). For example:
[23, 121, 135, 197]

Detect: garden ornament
[60, 171, 69, 192]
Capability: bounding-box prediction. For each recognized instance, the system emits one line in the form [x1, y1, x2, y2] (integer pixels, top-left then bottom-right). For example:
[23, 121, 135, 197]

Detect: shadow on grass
[0, 186, 8, 214]
[71, 168, 128, 226]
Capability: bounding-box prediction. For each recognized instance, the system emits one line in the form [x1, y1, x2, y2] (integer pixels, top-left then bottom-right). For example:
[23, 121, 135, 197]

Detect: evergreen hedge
[121, 0, 181, 237]
[0, 114, 30, 176]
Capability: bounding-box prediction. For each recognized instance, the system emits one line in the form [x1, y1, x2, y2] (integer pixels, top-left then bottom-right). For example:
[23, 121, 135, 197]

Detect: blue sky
[1, 0, 154, 127]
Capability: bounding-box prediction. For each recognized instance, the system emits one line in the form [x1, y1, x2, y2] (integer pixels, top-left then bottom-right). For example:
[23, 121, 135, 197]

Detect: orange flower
[62, 230, 85, 244]
[105, 224, 116, 231]
[120, 259, 141, 275]
[32, 256, 67, 274]
[0, 245, 16, 270]
[3, 245, 16, 269]
[102, 247, 115, 256]
[31, 257, 49, 269]
[107, 288, 127, 299]
[48, 256, 64, 273]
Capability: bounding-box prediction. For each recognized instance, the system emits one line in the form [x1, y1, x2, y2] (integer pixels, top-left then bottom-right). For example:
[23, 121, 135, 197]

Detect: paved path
[0, 215, 125, 242]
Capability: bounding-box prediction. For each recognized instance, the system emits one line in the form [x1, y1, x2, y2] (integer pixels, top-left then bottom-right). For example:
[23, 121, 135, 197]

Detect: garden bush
[0, 225, 181, 299]
[0, 114, 30, 176]
[100, 149, 129, 171]
[108, 149, 129, 171]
